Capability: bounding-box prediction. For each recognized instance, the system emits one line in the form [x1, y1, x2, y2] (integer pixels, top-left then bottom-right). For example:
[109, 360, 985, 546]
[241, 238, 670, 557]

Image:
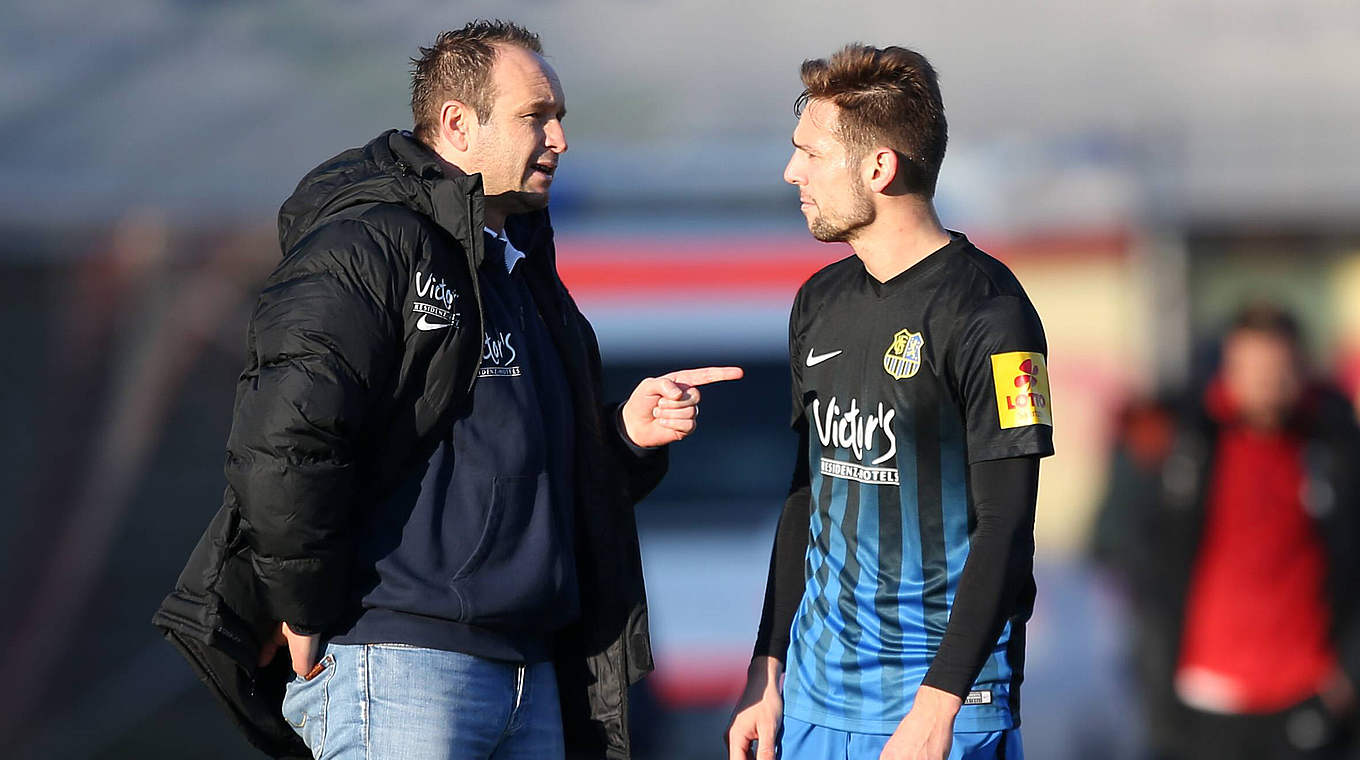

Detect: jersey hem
[784, 701, 1016, 735]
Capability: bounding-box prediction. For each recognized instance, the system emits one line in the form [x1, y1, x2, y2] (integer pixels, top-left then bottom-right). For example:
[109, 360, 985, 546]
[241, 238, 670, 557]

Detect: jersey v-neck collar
[861, 231, 969, 298]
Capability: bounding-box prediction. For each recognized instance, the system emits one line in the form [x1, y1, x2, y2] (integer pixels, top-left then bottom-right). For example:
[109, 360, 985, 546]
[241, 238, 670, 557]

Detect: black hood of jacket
[277, 129, 490, 268]
[278, 129, 557, 275]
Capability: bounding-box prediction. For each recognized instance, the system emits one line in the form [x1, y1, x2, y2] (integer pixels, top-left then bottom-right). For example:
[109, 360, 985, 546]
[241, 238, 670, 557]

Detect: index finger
[665, 366, 745, 387]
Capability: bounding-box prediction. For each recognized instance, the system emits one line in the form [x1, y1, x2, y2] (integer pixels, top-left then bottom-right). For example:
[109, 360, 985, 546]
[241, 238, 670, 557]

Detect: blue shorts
[779, 715, 1023, 760]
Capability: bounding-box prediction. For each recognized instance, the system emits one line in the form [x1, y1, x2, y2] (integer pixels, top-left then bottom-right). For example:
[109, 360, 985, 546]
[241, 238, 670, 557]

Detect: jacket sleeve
[574, 301, 669, 506]
[608, 402, 669, 502]
[225, 220, 402, 633]
[1316, 399, 1360, 694]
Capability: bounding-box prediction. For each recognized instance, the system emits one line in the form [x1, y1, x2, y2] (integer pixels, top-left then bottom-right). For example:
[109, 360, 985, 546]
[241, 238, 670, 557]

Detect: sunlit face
[466, 44, 568, 215]
[1221, 329, 1304, 426]
[783, 99, 874, 243]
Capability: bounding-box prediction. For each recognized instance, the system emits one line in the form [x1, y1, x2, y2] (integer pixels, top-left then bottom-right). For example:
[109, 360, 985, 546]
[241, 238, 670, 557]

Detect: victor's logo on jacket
[412, 271, 460, 331]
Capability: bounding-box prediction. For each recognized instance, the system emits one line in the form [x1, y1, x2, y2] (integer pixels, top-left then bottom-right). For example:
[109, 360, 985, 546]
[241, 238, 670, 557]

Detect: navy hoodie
[333, 231, 579, 661]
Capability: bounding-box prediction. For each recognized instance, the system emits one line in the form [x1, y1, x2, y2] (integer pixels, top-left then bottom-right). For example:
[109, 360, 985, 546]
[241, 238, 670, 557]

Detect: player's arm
[752, 439, 812, 663]
[921, 455, 1039, 697]
[727, 289, 812, 760]
[882, 294, 1052, 760]
[882, 457, 1038, 759]
[727, 427, 811, 760]
[923, 292, 1051, 698]
[752, 285, 815, 664]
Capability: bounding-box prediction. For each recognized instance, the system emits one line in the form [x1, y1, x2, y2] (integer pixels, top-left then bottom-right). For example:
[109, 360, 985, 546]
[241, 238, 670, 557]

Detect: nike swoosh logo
[806, 349, 843, 366]
[416, 315, 453, 331]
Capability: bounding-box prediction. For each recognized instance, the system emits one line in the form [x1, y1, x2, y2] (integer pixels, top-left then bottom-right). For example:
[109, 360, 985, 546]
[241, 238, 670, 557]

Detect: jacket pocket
[362, 468, 573, 630]
[449, 475, 532, 582]
[450, 473, 573, 628]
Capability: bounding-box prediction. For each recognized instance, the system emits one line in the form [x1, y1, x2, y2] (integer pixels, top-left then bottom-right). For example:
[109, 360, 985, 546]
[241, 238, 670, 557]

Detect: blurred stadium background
[1, 1, 1358, 757]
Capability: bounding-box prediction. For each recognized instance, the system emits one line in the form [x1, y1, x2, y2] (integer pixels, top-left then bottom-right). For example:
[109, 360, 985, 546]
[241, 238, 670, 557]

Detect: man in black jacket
[154, 20, 740, 760]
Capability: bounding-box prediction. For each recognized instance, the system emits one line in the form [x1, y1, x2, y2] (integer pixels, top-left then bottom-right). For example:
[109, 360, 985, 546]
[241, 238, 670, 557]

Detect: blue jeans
[281, 643, 564, 760]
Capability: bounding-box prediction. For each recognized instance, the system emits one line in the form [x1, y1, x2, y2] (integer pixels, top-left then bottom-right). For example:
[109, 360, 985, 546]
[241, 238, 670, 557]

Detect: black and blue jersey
[764, 233, 1054, 734]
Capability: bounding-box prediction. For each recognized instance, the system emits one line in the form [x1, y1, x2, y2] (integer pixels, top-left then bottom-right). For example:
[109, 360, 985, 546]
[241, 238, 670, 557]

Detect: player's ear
[438, 99, 477, 152]
[866, 147, 898, 194]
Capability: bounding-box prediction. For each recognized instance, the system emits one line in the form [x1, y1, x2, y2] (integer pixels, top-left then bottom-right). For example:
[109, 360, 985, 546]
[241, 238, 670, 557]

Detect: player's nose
[783, 152, 804, 185]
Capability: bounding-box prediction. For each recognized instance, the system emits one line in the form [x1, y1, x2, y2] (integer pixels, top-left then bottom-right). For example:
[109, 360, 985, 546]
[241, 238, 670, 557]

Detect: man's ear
[865, 147, 899, 194]
[438, 99, 477, 152]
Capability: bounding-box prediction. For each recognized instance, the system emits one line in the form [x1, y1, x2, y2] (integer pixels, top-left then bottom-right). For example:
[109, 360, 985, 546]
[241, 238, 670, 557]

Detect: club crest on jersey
[883, 329, 925, 380]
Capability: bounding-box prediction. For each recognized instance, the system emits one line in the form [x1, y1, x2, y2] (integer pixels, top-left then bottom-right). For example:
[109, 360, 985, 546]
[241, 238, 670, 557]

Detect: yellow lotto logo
[991, 352, 1053, 429]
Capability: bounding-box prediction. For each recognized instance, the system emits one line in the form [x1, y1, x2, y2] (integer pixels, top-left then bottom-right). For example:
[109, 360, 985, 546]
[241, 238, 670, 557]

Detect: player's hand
[257, 622, 322, 678]
[725, 656, 783, 760]
[621, 366, 743, 449]
[879, 685, 961, 760]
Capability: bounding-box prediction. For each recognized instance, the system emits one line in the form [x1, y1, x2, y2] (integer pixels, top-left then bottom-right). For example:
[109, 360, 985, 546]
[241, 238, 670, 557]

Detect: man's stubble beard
[809, 184, 875, 243]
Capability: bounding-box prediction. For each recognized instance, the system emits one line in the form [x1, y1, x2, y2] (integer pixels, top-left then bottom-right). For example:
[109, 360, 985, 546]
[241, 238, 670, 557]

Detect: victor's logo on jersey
[883, 329, 925, 380]
[812, 396, 899, 483]
[812, 396, 898, 465]
[992, 352, 1053, 429]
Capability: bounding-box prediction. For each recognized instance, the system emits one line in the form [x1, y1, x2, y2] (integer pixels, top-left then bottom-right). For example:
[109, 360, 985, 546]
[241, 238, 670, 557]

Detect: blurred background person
[1094, 304, 1360, 760]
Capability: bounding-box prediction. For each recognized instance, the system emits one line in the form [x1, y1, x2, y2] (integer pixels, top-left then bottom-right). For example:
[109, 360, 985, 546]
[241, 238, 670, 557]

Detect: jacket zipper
[464, 194, 485, 394]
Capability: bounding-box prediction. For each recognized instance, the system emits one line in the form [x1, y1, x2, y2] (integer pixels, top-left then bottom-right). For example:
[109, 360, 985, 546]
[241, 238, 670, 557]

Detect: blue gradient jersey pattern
[782, 234, 1053, 734]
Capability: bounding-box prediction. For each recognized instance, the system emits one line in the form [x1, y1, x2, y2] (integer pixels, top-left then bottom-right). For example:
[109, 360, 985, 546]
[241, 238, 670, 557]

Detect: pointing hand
[621, 366, 744, 449]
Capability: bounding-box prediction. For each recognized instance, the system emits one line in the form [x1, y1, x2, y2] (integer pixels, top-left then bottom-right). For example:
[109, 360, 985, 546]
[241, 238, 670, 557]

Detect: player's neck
[849, 202, 951, 283]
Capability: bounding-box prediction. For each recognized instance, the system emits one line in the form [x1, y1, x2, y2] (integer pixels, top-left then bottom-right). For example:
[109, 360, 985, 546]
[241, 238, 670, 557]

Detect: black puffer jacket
[153, 130, 667, 759]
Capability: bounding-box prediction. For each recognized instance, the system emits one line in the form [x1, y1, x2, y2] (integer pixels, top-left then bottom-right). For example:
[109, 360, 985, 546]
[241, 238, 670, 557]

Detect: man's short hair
[796, 44, 947, 197]
[1229, 302, 1303, 347]
[410, 20, 543, 145]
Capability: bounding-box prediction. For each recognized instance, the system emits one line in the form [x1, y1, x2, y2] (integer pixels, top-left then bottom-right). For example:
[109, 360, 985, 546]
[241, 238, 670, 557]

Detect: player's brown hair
[410, 20, 543, 145]
[796, 44, 947, 197]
